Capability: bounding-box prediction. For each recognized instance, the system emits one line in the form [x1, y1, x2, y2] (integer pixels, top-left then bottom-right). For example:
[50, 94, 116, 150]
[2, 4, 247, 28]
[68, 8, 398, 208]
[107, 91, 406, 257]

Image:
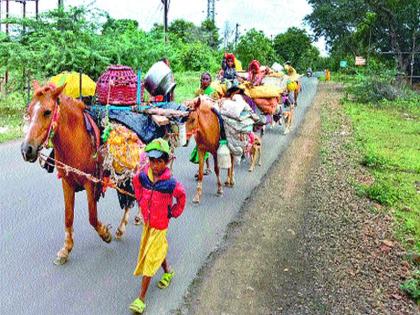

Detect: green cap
[145, 138, 170, 155]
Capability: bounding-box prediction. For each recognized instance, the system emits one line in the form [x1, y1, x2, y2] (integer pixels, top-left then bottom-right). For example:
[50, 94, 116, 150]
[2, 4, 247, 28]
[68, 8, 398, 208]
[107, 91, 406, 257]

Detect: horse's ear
[194, 96, 201, 109]
[52, 83, 67, 99]
[32, 80, 40, 91]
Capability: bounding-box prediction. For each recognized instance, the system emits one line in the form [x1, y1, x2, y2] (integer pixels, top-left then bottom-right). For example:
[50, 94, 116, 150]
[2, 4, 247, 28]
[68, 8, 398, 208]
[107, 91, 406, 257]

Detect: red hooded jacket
[133, 165, 186, 230]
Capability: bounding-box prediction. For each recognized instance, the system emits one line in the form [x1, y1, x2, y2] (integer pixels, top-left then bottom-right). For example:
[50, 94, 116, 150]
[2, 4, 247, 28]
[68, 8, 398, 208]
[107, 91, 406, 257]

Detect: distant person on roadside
[129, 138, 186, 314]
[284, 61, 301, 106]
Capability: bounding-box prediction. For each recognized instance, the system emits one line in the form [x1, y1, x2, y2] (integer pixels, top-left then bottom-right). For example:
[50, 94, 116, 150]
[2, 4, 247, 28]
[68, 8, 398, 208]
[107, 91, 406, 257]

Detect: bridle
[44, 98, 61, 149]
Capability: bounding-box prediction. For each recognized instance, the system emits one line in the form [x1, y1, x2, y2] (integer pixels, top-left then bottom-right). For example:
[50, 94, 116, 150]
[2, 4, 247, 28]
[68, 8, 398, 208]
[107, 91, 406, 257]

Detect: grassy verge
[0, 72, 201, 144]
[174, 71, 201, 102]
[343, 98, 420, 252]
[0, 92, 26, 143]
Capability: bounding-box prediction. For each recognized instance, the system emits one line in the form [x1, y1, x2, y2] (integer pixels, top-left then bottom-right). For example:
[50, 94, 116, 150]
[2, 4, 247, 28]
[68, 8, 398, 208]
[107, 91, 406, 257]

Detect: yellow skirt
[133, 224, 168, 277]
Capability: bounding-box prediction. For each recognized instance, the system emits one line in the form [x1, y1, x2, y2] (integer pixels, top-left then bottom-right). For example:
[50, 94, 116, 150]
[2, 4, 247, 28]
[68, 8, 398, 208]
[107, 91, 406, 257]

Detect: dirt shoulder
[178, 83, 419, 315]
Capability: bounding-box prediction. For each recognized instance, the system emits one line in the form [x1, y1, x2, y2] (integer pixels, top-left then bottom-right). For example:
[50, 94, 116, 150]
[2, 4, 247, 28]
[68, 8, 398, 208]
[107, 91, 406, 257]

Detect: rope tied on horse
[39, 152, 136, 198]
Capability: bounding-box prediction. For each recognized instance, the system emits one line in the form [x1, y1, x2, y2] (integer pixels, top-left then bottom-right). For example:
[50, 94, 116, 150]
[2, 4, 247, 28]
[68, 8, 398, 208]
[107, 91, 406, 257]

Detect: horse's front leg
[213, 154, 223, 196]
[115, 206, 131, 240]
[193, 149, 205, 204]
[54, 179, 75, 265]
[86, 182, 112, 243]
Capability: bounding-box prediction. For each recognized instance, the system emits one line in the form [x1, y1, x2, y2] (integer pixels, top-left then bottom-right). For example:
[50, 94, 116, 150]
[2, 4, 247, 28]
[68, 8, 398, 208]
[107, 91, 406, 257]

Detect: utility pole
[207, 0, 215, 22]
[22, 0, 26, 34]
[58, 0, 63, 8]
[162, 0, 168, 42]
[5, 0, 9, 35]
[234, 23, 239, 47]
[410, 30, 416, 86]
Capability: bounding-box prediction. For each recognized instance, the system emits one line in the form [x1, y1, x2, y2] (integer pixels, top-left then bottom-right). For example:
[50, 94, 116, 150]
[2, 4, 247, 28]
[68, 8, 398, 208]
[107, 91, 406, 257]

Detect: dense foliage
[305, 0, 420, 74]
[0, 5, 323, 93]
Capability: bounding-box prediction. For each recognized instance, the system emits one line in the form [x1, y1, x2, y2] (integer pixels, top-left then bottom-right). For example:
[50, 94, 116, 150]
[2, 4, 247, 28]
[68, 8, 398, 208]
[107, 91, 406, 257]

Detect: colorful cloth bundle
[103, 123, 146, 184]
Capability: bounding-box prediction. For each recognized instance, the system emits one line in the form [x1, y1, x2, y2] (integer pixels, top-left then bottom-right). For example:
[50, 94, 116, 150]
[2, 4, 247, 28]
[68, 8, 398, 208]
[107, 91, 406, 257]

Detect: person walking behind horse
[284, 61, 301, 106]
[218, 53, 243, 95]
[129, 138, 186, 314]
[247, 59, 268, 86]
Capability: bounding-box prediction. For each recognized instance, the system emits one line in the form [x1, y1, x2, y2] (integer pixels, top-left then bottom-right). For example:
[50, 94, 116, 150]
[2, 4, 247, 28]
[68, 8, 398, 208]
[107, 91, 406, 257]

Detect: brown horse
[21, 82, 131, 265]
[185, 96, 235, 204]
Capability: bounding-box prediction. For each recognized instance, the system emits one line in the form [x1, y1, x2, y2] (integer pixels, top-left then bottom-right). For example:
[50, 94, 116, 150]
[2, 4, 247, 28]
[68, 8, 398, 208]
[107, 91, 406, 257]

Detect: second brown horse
[185, 96, 235, 204]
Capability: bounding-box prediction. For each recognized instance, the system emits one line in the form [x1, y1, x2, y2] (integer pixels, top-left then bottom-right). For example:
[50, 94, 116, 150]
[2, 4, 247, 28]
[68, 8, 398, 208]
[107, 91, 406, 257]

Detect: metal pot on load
[144, 61, 176, 97]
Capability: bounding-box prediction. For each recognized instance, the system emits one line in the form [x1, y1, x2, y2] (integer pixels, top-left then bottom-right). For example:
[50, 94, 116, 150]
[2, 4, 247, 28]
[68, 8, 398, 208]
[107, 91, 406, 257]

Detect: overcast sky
[3, 0, 327, 55]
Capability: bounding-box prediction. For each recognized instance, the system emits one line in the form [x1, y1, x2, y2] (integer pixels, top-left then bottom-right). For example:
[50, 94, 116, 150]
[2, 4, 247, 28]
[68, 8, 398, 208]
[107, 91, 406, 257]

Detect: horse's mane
[32, 82, 86, 111]
[61, 95, 86, 111]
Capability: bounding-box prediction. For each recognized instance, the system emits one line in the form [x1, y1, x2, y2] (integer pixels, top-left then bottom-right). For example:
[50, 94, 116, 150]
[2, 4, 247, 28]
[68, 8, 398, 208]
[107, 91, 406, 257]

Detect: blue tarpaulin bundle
[87, 102, 188, 144]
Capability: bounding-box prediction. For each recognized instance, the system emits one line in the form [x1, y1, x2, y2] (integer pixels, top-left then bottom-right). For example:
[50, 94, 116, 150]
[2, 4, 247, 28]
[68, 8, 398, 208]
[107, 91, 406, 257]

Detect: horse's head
[21, 81, 66, 162]
[184, 97, 201, 141]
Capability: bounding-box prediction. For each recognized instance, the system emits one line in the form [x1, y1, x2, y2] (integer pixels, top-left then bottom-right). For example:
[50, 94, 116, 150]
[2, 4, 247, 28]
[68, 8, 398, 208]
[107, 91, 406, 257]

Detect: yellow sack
[287, 81, 298, 91]
[234, 59, 243, 71]
[244, 84, 282, 99]
[268, 72, 285, 78]
[211, 81, 227, 97]
[49, 71, 96, 98]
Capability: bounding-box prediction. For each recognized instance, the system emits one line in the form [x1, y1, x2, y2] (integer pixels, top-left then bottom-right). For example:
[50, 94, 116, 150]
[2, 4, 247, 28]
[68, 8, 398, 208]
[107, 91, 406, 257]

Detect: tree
[168, 19, 199, 43]
[235, 29, 275, 67]
[199, 19, 220, 49]
[273, 27, 315, 69]
[305, 0, 420, 74]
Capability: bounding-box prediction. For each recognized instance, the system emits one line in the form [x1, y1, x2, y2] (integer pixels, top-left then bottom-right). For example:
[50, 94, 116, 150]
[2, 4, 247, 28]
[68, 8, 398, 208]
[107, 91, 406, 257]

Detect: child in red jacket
[129, 138, 186, 314]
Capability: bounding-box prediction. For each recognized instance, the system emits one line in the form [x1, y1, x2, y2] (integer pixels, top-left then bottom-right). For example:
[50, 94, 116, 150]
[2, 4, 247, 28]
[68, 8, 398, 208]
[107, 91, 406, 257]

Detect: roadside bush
[178, 42, 220, 73]
[345, 69, 406, 103]
[400, 272, 420, 302]
[363, 177, 401, 206]
[360, 152, 389, 169]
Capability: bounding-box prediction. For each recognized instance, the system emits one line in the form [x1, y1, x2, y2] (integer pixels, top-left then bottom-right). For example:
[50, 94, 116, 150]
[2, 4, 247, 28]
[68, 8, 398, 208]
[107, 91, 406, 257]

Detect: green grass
[344, 97, 420, 251]
[0, 92, 26, 143]
[174, 71, 201, 103]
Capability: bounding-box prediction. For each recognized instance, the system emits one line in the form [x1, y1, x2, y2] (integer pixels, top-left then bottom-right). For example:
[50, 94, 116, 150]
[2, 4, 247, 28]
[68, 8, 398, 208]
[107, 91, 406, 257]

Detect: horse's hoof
[103, 233, 112, 243]
[216, 190, 223, 197]
[193, 195, 201, 204]
[53, 256, 68, 265]
[248, 167, 254, 172]
[115, 229, 123, 240]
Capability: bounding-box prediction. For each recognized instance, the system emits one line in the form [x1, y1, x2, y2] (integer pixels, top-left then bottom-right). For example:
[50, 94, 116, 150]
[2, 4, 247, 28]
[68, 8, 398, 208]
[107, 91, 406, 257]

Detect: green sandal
[129, 298, 146, 314]
[157, 271, 175, 289]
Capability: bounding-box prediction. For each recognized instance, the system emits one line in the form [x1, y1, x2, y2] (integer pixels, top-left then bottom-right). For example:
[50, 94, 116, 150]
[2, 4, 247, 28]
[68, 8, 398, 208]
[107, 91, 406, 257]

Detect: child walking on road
[129, 138, 186, 314]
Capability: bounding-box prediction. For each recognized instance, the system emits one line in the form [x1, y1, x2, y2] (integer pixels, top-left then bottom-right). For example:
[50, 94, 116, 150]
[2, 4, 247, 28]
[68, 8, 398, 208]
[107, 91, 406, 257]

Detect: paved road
[0, 78, 318, 315]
